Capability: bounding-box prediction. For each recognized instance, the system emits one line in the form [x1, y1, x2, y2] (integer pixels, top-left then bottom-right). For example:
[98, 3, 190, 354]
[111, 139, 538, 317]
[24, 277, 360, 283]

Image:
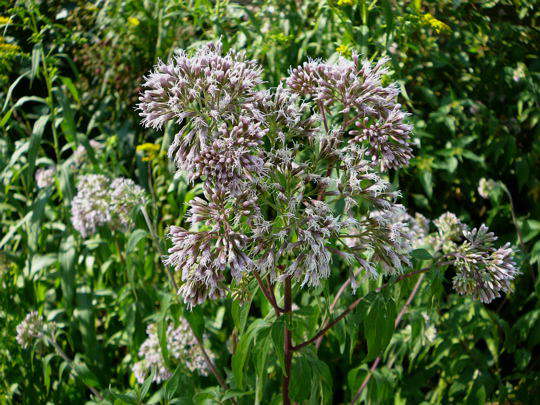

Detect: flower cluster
[71, 140, 104, 168]
[132, 320, 213, 384]
[139, 40, 517, 307]
[33, 140, 104, 192]
[451, 225, 518, 303]
[16, 311, 45, 349]
[35, 167, 55, 189]
[418, 212, 520, 303]
[71, 174, 146, 237]
[478, 178, 497, 199]
[287, 55, 413, 169]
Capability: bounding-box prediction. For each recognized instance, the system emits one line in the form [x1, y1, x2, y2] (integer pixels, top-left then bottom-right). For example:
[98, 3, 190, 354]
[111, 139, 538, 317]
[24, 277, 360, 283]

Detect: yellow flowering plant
[136, 143, 161, 162]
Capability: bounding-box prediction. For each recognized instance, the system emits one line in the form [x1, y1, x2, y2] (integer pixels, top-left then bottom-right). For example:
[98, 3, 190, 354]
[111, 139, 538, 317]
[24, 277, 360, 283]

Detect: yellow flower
[128, 16, 140, 27]
[0, 37, 20, 54]
[422, 13, 450, 34]
[336, 44, 351, 56]
[337, 0, 355, 5]
[136, 143, 160, 162]
[0, 16, 11, 25]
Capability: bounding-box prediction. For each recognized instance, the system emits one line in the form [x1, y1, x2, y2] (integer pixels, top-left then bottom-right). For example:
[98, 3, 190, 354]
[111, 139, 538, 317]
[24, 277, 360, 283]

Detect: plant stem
[350, 273, 425, 404]
[140, 206, 234, 401]
[254, 272, 284, 315]
[501, 185, 531, 280]
[282, 276, 293, 405]
[293, 263, 451, 351]
[315, 277, 352, 350]
[45, 335, 104, 401]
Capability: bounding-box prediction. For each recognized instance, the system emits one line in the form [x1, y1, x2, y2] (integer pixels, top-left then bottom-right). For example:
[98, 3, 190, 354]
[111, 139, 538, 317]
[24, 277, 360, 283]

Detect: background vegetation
[1, 0, 539, 403]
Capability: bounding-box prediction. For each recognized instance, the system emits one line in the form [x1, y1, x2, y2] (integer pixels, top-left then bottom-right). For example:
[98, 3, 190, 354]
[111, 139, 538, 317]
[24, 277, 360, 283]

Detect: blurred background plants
[0, 0, 538, 403]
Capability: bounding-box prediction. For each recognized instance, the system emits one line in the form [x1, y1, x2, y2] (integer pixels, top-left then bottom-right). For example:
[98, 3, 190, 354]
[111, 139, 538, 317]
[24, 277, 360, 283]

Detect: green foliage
[0, 0, 538, 403]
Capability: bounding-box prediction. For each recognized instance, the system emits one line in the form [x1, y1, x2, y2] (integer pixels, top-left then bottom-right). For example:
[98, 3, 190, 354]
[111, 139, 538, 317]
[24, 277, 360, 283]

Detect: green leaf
[61, 76, 80, 103]
[29, 254, 58, 276]
[290, 355, 313, 401]
[255, 335, 271, 405]
[232, 319, 270, 389]
[42, 353, 55, 394]
[59, 235, 77, 309]
[411, 248, 433, 260]
[1, 71, 30, 113]
[271, 318, 286, 372]
[364, 295, 396, 361]
[231, 290, 254, 334]
[73, 357, 100, 388]
[419, 170, 433, 198]
[27, 114, 49, 188]
[126, 229, 147, 254]
[140, 367, 156, 400]
[56, 89, 76, 143]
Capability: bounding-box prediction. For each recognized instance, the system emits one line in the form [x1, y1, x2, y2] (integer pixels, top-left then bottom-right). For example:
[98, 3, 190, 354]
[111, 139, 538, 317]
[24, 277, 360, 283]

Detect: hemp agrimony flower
[16, 311, 45, 348]
[35, 167, 55, 189]
[451, 225, 518, 303]
[418, 212, 520, 303]
[132, 320, 213, 384]
[71, 174, 146, 237]
[139, 40, 518, 308]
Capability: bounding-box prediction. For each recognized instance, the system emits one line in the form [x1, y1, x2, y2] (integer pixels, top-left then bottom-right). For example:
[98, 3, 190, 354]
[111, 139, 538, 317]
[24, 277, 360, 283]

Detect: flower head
[136, 143, 161, 162]
[71, 174, 146, 237]
[16, 311, 45, 349]
[35, 167, 55, 189]
[128, 16, 140, 27]
[138, 42, 263, 179]
[132, 320, 213, 384]
[452, 225, 519, 303]
[287, 55, 413, 169]
[478, 178, 497, 199]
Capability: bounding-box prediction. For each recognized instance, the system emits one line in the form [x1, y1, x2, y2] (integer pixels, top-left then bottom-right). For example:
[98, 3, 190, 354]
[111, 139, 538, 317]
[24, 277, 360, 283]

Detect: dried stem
[282, 276, 293, 405]
[350, 273, 426, 404]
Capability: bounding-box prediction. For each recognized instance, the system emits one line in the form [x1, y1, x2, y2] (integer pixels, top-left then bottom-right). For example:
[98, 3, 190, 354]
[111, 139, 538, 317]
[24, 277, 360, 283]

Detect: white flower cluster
[71, 174, 146, 237]
[478, 177, 497, 199]
[35, 167, 55, 189]
[132, 320, 213, 384]
[16, 311, 45, 349]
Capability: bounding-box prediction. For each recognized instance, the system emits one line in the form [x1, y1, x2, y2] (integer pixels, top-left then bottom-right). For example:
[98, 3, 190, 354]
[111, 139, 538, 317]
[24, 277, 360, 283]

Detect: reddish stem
[282, 276, 293, 405]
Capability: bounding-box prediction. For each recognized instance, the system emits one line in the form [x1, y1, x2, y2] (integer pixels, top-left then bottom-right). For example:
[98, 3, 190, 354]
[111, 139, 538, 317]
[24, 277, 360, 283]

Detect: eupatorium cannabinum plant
[137, 41, 519, 403]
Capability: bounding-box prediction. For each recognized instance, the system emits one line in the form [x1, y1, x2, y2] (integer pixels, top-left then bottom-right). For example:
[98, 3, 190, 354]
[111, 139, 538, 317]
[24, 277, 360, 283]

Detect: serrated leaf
[364, 296, 396, 361]
[271, 318, 285, 372]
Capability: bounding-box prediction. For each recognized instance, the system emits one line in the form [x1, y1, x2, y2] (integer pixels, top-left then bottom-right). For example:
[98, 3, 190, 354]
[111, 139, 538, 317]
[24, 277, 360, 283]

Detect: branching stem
[293, 262, 451, 351]
[350, 273, 426, 404]
[44, 335, 104, 401]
